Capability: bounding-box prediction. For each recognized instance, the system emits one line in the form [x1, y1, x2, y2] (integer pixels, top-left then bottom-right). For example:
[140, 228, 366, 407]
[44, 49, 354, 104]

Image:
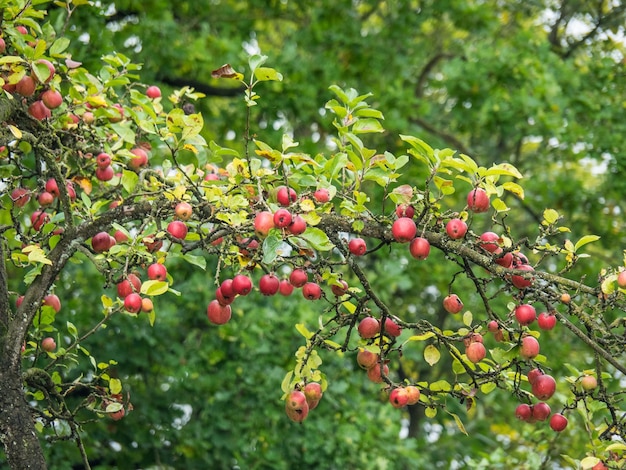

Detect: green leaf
[248, 54, 268, 73]
[574, 235, 600, 252]
[352, 118, 384, 134]
[447, 411, 468, 435]
[543, 209, 559, 225]
[424, 344, 441, 366]
[141, 280, 169, 296]
[295, 323, 313, 340]
[254, 67, 283, 82]
[483, 163, 523, 179]
[328, 84, 350, 104]
[49, 37, 70, 56]
[462, 311, 472, 327]
[281, 370, 294, 395]
[480, 382, 497, 394]
[425, 407, 437, 418]
[297, 228, 334, 251]
[580, 457, 600, 469]
[67, 321, 78, 338]
[407, 332, 435, 342]
[181, 253, 207, 270]
[429, 380, 452, 392]
[262, 234, 283, 264]
[121, 170, 139, 194]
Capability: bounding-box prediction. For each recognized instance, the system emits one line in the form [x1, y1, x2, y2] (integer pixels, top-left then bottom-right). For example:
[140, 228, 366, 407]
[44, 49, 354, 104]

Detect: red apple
[466, 342, 486, 363]
[348, 237, 367, 256]
[45, 178, 60, 198]
[259, 273, 280, 296]
[43, 294, 61, 313]
[527, 368, 543, 385]
[383, 317, 402, 337]
[479, 232, 500, 253]
[207, 299, 232, 325]
[285, 390, 309, 422]
[487, 321, 499, 333]
[219, 279, 236, 298]
[409, 237, 430, 260]
[392, 217, 417, 243]
[287, 214, 307, 235]
[41, 89, 63, 109]
[304, 382, 323, 410]
[96, 153, 112, 169]
[10, 188, 31, 207]
[520, 335, 540, 360]
[532, 402, 551, 421]
[215, 286, 235, 306]
[167, 220, 188, 240]
[175, 201, 193, 220]
[38, 191, 54, 206]
[31, 210, 49, 231]
[302, 282, 322, 300]
[276, 186, 297, 206]
[124, 293, 143, 313]
[41, 337, 56, 352]
[146, 85, 161, 98]
[532, 374, 556, 401]
[254, 211, 275, 237]
[389, 387, 409, 408]
[232, 274, 253, 296]
[446, 218, 467, 239]
[16, 75, 36, 96]
[515, 403, 532, 421]
[581, 375, 597, 391]
[617, 271, 626, 289]
[537, 312, 557, 331]
[467, 188, 490, 213]
[549, 413, 568, 432]
[395, 204, 415, 218]
[279, 279, 295, 296]
[495, 252, 513, 268]
[356, 349, 379, 369]
[273, 209, 292, 228]
[366, 362, 389, 383]
[96, 166, 114, 181]
[331, 279, 349, 296]
[515, 304, 536, 326]
[117, 274, 141, 299]
[405, 385, 420, 405]
[28, 100, 51, 120]
[313, 188, 330, 203]
[129, 147, 148, 170]
[358, 317, 380, 339]
[91, 231, 112, 253]
[147, 263, 167, 281]
[289, 269, 308, 288]
[511, 264, 535, 289]
[443, 294, 463, 314]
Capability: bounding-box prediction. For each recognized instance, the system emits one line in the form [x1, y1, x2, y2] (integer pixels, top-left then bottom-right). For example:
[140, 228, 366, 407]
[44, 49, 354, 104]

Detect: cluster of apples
[284, 382, 323, 423]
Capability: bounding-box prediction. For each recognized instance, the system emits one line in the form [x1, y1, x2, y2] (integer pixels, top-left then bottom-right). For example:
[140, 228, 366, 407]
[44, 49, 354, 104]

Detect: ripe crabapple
[383, 317, 402, 337]
[532, 402, 551, 421]
[289, 269, 308, 288]
[515, 304, 536, 326]
[124, 293, 143, 313]
[259, 274, 280, 296]
[549, 413, 568, 432]
[313, 188, 330, 203]
[276, 186, 297, 206]
[331, 279, 349, 296]
[129, 147, 149, 169]
[215, 287, 235, 306]
[167, 220, 188, 240]
[520, 335, 540, 360]
[391, 217, 417, 243]
[16, 75, 36, 96]
[146, 86, 161, 98]
[92, 231, 112, 253]
[446, 218, 467, 240]
[537, 312, 557, 331]
[527, 368, 543, 386]
[117, 274, 141, 299]
[45, 178, 60, 197]
[96, 166, 114, 181]
[405, 385, 420, 405]
[43, 294, 61, 312]
[511, 264, 535, 289]
[466, 342, 486, 363]
[31, 210, 49, 231]
[443, 294, 463, 314]
[515, 403, 532, 421]
[10, 188, 30, 207]
[41, 337, 56, 352]
[409, 237, 430, 260]
[395, 204, 415, 218]
[348, 237, 367, 256]
[96, 153, 112, 169]
[366, 363, 389, 383]
[232, 274, 253, 296]
[581, 375, 597, 391]
[467, 188, 490, 212]
[273, 209, 292, 228]
[288, 215, 307, 235]
[617, 270, 626, 289]
[479, 231, 500, 253]
[279, 279, 295, 296]
[147, 263, 167, 281]
[41, 89, 63, 109]
[358, 317, 380, 339]
[285, 390, 309, 423]
[141, 298, 154, 312]
[220, 279, 236, 298]
[532, 374, 556, 401]
[389, 388, 409, 408]
[254, 211, 275, 237]
[302, 282, 322, 300]
[207, 299, 232, 325]
[356, 349, 379, 369]
[175, 201, 193, 220]
[304, 382, 323, 410]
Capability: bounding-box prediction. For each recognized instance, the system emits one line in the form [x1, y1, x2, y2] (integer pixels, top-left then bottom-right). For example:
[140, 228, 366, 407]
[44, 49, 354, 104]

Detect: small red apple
[146, 85, 162, 98]
[356, 349, 379, 369]
[207, 299, 232, 325]
[96, 152, 112, 169]
[254, 211, 275, 237]
[405, 385, 420, 405]
[395, 204, 415, 218]
[443, 294, 463, 314]
[515, 403, 532, 421]
[167, 220, 188, 240]
[287, 214, 307, 235]
[147, 263, 167, 281]
[532, 374, 556, 401]
[389, 387, 409, 408]
[124, 293, 143, 313]
[302, 282, 322, 300]
[41, 89, 63, 109]
[511, 264, 535, 289]
[276, 186, 297, 206]
[467, 188, 490, 213]
[466, 342, 486, 363]
[10, 188, 31, 207]
[392, 217, 417, 243]
[43, 294, 61, 313]
[581, 375, 597, 391]
[520, 335, 540, 360]
[358, 317, 380, 339]
[129, 147, 149, 169]
[348, 237, 367, 256]
[41, 337, 56, 352]
[289, 269, 308, 288]
[96, 166, 114, 181]
[117, 274, 141, 299]
[366, 362, 389, 383]
[285, 390, 309, 422]
[532, 402, 551, 421]
[304, 382, 323, 410]
[515, 304, 536, 326]
[617, 271, 626, 289]
[383, 317, 402, 337]
[273, 209, 292, 228]
[259, 274, 280, 296]
[28, 100, 51, 120]
[537, 312, 557, 330]
[279, 279, 295, 296]
[141, 298, 154, 312]
[232, 274, 253, 296]
[549, 413, 568, 432]
[91, 231, 112, 253]
[446, 218, 467, 239]
[527, 368, 543, 385]
[409, 237, 430, 260]
[331, 279, 349, 296]
[175, 201, 192, 220]
[313, 188, 330, 203]
[31, 210, 49, 231]
[16, 75, 36, 96]
[479, 232, 500, 253]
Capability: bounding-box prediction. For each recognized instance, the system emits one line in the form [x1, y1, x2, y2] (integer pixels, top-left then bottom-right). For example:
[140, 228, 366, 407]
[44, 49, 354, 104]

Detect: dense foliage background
[2, 1, 626, 469]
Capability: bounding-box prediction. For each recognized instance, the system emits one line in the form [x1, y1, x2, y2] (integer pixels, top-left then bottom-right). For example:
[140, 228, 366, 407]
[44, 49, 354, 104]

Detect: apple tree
[1, 2, 626, 469]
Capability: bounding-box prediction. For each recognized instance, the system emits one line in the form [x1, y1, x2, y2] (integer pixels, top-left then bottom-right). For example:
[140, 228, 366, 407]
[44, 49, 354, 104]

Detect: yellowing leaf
[462, 311, 473, 327]
[574, 235, 600, 252]
[448, 411, 468, 435]
[425, 407, 437, 418]
[24, 245, 52, 266]
[8, 125, 22, 139]
[408, 332, 435, 342]
[543, 209, 559, 225]
[140, 280, 169, 296]
[424, 344, 441, 366]
[299, 198, 316, 212]
[502, 181, 524, 199]
[109, 378, 122, 395]
[295, 323, 313, 339]
[580, 457, 600, 469]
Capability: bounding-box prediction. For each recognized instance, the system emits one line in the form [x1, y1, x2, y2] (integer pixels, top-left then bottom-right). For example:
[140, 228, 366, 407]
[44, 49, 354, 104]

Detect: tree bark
[0, 353, 48, 469]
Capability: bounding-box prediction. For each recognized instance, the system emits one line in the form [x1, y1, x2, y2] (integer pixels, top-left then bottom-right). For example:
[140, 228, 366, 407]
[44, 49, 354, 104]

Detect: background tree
[1, 1, 626, 469]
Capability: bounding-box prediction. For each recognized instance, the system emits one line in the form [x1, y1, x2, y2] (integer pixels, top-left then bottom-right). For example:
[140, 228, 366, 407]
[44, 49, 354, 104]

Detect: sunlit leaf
[424, 344, 441, 366]
[211, 64, 244, 80]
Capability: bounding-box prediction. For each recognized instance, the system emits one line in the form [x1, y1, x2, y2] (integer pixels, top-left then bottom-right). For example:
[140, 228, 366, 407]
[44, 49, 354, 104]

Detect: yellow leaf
[8, 125, 22, 139]
[299, 198, 316, 212]
[424, 344, 441, 366]
[109, 378, 122, 395]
